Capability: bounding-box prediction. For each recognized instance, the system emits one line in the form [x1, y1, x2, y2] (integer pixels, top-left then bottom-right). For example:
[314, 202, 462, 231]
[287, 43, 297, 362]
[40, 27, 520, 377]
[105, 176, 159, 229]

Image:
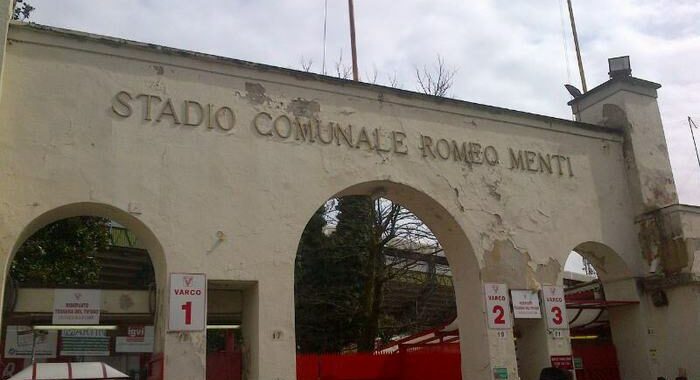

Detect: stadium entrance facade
[1, 7, 699, 380]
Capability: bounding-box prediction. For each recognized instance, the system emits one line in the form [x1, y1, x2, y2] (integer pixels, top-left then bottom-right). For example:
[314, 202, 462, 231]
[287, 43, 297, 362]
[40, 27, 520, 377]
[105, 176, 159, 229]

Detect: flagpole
[567, 0, 587, 92]
[348, 0, 359, 81]
[689, 117, 700, 169]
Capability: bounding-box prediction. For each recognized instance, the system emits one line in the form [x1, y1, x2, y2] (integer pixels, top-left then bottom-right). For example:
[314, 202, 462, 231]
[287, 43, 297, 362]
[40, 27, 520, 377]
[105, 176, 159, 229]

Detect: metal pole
[348, 0, 359, 81]
[567, 0, 587, 92]
[31, 330, 37, 364]
[689, 117, 700, 169]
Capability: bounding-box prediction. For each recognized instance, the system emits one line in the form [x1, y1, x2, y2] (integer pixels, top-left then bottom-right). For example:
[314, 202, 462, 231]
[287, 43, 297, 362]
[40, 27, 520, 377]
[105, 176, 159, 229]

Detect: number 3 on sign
[551, 306, 563, 325]
[542, 285, 568, 330]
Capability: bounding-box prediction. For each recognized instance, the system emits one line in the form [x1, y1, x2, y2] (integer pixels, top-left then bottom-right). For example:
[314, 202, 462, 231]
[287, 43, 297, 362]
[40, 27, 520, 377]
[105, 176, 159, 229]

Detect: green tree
[11, 0, 35, 21]
[11, 216, 110, 286]
[294, 204, 364, 353]
[295, 196, 448, 353]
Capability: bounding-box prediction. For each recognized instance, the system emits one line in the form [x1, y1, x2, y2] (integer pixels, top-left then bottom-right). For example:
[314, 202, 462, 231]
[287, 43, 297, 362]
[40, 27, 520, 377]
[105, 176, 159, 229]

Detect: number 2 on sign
[181, 301, 192, 325]
[551, 306, 563, 325]
[493, 305, 506, 325]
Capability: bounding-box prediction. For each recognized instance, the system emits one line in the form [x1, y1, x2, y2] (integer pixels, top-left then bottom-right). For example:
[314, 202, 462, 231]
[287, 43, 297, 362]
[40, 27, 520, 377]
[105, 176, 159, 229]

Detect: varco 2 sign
[168, 273, 207, 332]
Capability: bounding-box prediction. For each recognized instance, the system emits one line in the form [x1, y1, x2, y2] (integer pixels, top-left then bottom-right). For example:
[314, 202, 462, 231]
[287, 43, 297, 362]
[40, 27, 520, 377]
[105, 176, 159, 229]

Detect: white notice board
[168, 273, 207, 331]
[52, 289, 101, 325]
[542, 285, 569, 329]
[484, 283, 512, 329]
[510, 290, 542, 319]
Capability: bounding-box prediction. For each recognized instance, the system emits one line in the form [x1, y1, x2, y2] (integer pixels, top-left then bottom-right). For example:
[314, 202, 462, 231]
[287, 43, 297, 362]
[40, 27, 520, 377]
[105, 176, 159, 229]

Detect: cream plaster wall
[0, 24, 652, 380]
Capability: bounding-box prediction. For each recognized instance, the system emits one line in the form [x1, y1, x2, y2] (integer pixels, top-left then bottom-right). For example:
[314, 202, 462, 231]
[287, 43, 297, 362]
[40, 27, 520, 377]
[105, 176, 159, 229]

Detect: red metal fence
[297, 344, 461, 380]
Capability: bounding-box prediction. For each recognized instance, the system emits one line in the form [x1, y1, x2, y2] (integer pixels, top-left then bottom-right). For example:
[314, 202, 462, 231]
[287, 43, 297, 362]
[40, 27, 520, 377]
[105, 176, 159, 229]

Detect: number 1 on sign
[181, 301, 192, 325]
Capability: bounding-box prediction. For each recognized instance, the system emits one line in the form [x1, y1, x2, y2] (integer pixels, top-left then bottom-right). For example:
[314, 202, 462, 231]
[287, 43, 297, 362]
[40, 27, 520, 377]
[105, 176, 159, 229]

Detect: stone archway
[1, 201, 168, 359]
[291, 180, 490, 379]
[568, 241, 649, 380]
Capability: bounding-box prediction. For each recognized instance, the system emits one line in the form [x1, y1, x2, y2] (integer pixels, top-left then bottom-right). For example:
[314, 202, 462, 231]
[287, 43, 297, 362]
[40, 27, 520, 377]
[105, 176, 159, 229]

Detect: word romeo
[112, 91, 235, 131]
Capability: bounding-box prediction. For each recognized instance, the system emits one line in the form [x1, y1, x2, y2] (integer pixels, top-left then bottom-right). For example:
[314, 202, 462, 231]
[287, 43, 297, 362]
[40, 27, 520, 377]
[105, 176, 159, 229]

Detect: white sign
[511, 290, 542, 319]
[169, 273, 207, 331]
[542, 285, 569, 329]
[52, 289, 101, 325]
[4, 326, 57, 358]
[484, 283, 512, 329]
[60, 329, 110, 356]
[116, 325, 155, 353]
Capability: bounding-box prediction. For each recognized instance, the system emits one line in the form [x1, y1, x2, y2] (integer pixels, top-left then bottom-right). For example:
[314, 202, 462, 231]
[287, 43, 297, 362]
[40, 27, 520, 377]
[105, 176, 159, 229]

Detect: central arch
[293, 180, 490, 379]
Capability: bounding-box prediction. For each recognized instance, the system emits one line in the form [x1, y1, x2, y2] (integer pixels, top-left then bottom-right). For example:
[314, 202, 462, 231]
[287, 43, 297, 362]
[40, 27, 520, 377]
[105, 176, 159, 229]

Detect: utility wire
[557, 0, 572, 84]
[689, 116, 700, 169]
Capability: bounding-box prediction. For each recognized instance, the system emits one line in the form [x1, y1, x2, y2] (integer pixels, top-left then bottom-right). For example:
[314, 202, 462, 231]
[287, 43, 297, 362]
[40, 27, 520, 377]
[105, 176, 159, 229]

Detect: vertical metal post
[567, 0, 587, 92]
[31, 330, 38, 364]
[348, 0, 359, 81]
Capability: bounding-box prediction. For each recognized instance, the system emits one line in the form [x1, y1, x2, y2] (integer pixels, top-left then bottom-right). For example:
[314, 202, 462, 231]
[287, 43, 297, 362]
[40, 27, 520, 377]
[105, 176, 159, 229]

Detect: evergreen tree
[295, 196, 447, 353]
[295, 203, 364, 353]
[11, 216, 110, 286]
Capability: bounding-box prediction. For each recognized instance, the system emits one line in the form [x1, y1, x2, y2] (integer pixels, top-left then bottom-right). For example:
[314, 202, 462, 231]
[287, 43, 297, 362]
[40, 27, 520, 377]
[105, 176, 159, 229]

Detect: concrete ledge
[639, 272, 700, 291]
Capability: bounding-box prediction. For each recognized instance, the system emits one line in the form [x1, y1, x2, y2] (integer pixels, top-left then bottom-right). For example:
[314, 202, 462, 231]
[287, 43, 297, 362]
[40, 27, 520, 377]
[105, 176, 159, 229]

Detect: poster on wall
[115, 325, 155, 353]
[551, 355, 574, 370]
[542, 285, 569, 329]
[52, 289, 102, 325]
[168, 273, 207, 331]
[484, 283, 512, 329]
[510, 290, 542, 319]
[4, 325, 58, 358]
[60, 329, 110, 356]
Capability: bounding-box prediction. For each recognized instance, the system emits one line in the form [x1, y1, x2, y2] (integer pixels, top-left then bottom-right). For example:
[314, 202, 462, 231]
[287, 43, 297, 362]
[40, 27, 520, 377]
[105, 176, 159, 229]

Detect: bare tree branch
[300, 56, 314, 72]
[415, 54, 457, 97]
[335, 50, 352, 79]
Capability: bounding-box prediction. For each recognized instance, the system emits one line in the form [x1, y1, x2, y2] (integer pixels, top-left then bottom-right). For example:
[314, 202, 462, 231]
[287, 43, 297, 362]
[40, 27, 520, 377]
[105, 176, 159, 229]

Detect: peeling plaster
[482, 240, 538, 289]
[244, 82, 272, 105]
[639, 212, 689, 274]
[286, 98, 321, 118]
[534, 258, 562, 285]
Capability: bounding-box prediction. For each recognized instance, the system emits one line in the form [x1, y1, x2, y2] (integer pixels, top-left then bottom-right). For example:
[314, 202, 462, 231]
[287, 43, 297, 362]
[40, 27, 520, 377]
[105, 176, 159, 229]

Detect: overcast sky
[25, 0, 700, 206]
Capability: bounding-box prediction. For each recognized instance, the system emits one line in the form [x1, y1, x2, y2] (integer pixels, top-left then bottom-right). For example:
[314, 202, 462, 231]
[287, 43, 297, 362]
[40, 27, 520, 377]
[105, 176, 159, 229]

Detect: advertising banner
[115, 325, 155, 353]
[4, 326, 57, 358]
[60, 329, 110, 356]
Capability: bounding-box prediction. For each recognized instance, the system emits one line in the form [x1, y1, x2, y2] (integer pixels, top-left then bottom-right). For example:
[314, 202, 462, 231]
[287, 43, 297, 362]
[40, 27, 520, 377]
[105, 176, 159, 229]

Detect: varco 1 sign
[168, 273, 207, 332]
